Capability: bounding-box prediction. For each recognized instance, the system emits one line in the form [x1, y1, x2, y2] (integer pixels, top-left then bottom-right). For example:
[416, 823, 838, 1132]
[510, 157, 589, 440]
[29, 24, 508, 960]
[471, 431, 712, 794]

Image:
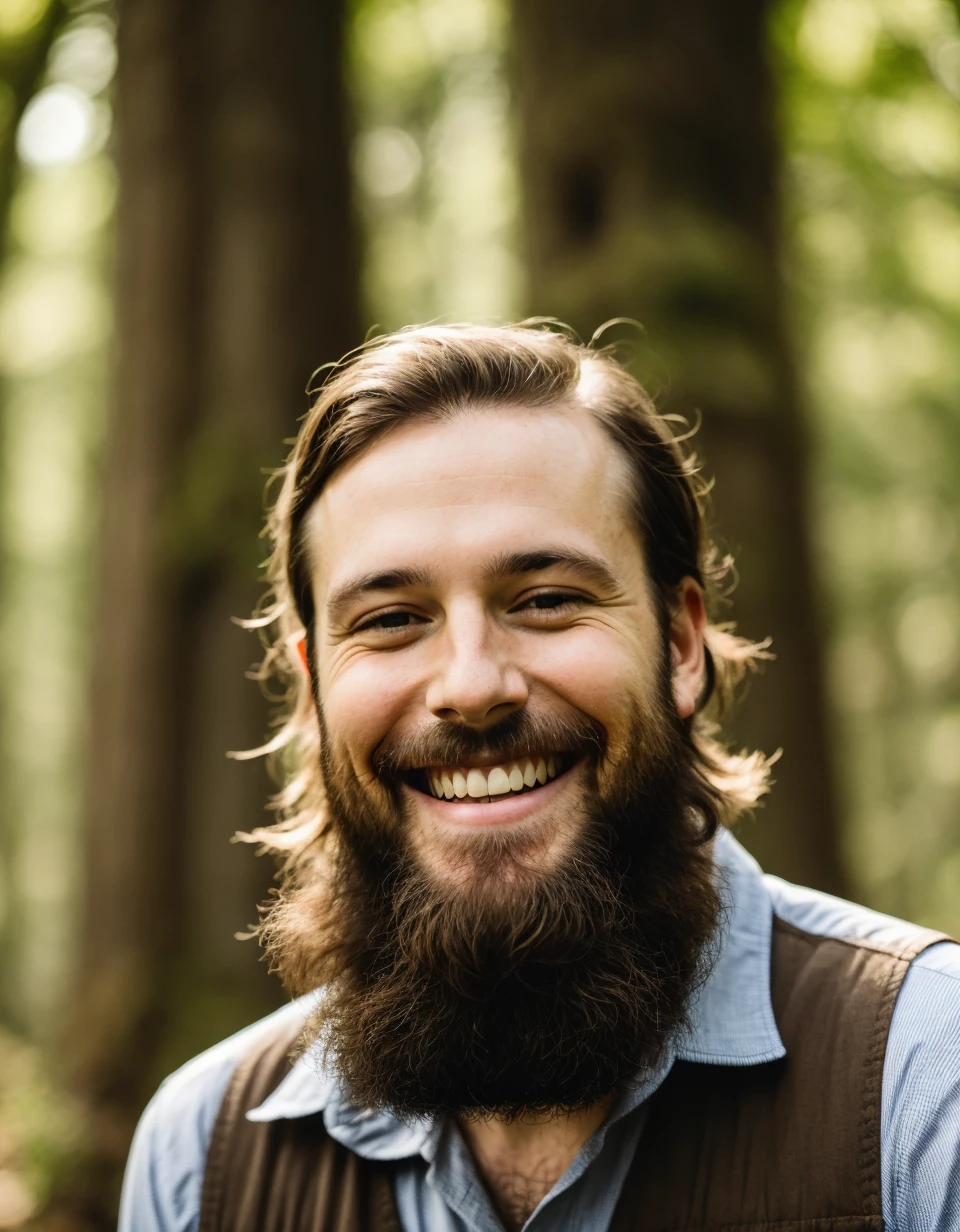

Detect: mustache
[371, 708, 607, 778]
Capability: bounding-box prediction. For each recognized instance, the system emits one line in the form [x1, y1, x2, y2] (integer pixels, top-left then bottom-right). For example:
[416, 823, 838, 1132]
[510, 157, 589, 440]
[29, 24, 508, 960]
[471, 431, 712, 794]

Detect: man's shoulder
[760, 870, 960, 1230]
[142, 996, 310, 1137]
[118, 998, 312, 1232]
[762, 869, 960, 1042]
[763, 870, 958, 960]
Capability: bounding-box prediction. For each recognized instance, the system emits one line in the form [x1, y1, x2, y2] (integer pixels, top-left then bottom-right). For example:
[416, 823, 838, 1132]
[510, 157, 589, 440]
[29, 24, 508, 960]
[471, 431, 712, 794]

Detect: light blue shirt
[119, 830, 960, 1230]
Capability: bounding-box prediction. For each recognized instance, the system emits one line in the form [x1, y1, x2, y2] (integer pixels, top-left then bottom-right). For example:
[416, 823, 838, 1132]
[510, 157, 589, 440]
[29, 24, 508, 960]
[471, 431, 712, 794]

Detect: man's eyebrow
[325, 551, 621, 622]
[326, 566, 432, 622]
[482, 549, 622, 592]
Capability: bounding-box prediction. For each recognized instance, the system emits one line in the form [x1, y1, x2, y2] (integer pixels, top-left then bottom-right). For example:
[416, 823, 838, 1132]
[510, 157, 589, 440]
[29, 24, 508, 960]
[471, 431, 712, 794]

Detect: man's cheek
[529, 627, 650, 723]
[323, 679, 411, 775]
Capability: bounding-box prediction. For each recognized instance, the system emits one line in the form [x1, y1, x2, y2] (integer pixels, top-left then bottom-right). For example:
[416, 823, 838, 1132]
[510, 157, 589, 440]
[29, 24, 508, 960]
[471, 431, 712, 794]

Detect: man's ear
[670, 578, 706, 720]
[295, 636, 310, 678]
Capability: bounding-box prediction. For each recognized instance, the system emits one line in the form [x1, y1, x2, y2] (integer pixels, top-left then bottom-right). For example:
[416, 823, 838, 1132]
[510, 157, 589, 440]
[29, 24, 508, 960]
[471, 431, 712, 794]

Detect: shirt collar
[677, 827, 785, 1066]
[246, 828, 785, 1148]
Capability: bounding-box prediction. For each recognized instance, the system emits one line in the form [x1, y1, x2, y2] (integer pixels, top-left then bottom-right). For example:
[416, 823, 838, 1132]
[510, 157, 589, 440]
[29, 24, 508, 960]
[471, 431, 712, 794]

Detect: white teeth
[428, 755, 561, 801]
[487, 767, 511, 795]
[466, 769, 489, 798]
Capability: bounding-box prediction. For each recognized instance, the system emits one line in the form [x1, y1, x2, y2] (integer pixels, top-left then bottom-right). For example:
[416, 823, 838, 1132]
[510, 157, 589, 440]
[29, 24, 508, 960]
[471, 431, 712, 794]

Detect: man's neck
[457, 1097, 614, 1232]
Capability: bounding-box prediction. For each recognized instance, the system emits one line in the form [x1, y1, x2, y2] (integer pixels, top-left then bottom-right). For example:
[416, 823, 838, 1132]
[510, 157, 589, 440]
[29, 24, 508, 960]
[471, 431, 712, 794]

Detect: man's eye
[518, 592, 587, 612]
[356, 610, 422, 633]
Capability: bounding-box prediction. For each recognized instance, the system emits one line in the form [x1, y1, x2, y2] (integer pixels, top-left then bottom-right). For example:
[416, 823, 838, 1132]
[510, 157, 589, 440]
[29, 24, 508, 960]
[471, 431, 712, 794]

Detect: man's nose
[425, 606, 529, 728]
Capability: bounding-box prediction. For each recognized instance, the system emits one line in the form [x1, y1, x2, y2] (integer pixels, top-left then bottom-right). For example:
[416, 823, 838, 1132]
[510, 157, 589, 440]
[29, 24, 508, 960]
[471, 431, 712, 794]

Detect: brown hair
[237, 321, 771, 854]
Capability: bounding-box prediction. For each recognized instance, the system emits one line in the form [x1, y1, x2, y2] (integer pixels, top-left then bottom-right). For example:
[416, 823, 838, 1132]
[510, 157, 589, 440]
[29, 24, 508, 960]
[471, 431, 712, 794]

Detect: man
[120, 323, 960, 1231]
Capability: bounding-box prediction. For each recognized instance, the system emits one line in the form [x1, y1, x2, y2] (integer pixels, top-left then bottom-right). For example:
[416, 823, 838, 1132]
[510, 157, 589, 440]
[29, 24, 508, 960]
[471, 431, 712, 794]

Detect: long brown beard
[261, 668, 722, 1119]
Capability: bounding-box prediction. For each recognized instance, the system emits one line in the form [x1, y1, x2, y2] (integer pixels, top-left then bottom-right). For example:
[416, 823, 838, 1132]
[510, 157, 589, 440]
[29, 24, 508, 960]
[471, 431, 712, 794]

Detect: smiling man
[121, 324, 960, 1232]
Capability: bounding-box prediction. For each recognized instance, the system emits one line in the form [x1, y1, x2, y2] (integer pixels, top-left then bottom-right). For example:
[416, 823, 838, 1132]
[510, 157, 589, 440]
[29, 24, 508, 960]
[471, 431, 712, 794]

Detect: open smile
[419, 753, 564, 803]
[399, 753, 574, 829]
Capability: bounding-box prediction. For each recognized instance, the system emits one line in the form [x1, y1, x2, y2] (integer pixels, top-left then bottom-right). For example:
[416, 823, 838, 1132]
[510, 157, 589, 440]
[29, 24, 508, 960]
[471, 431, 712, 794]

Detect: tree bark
[513, 0, 846, 894]
[59, 0, 359, 1220]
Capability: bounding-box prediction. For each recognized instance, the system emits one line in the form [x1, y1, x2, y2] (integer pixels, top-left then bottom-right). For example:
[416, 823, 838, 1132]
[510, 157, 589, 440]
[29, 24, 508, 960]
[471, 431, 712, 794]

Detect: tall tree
[513, 0, 845, 893]
[59, 0, 359, 1220]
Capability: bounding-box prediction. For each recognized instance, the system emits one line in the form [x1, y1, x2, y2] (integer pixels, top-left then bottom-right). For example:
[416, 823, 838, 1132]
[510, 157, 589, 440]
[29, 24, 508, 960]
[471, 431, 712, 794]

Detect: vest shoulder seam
[772, 913, 920, 962]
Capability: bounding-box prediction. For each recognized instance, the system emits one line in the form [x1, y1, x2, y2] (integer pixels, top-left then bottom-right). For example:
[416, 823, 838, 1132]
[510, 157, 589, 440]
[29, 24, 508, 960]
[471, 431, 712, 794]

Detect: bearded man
[120, 324, 960, 1232]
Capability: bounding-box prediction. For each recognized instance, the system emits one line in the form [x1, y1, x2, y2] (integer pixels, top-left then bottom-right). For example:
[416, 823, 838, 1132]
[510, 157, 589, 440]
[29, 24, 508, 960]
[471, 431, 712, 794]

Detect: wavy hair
[235, 321, 772, 859]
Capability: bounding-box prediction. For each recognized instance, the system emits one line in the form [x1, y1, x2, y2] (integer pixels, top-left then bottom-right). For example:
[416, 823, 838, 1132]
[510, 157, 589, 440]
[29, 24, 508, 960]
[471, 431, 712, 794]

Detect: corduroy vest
[199, 915, 948, 1232]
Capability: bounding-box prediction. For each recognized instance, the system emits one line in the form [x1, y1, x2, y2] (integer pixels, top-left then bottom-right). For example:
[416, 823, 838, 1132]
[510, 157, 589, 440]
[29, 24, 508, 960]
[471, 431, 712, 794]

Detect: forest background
[0, 0, 959, 1225]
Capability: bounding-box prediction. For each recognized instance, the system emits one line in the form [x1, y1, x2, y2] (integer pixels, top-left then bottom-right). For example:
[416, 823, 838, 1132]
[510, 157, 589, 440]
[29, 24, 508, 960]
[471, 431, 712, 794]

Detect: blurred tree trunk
[54, 0, 358, 1222]
[513, 0, 846, 894]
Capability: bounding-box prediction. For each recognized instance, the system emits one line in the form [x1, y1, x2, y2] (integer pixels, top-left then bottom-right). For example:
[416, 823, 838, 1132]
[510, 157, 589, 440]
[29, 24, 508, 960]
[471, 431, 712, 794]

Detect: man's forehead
[308, 401, 631, 527]
[299, 403, 643, 606]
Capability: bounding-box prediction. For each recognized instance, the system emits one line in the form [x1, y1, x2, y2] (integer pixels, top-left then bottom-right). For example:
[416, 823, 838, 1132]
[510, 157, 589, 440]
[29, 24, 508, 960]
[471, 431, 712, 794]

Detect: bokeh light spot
[901, 195, 960, 307]
[16, 85, 94, 168]
[797, 0, 879, 85]
[0, 264, 111, 374]
[3, 396, 85, 559]
[897, 592, 960, 683]
[0, 1168, 35, 1227]
[10, 159, 116, 256]
[47, 17, 116, 96]
[926, 711, 960, 785]
[357, 126, 422, 199]
[0, 0, 47, 41]
[934, 39, 960, 99]
[866, 92, 960, 178]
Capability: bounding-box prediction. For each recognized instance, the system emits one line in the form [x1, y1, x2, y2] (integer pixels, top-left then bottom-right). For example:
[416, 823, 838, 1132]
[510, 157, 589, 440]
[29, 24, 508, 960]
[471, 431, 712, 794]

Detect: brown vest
[199, 915, 948, 1232]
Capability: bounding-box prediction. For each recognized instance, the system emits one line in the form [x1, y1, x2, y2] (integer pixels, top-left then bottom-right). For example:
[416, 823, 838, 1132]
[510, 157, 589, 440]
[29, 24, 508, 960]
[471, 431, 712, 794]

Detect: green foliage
[0, 1029, 84, 1223]
[0, 4, 114, 1036]
[350, 0, 518, 325]
[776, 0, 960, 930]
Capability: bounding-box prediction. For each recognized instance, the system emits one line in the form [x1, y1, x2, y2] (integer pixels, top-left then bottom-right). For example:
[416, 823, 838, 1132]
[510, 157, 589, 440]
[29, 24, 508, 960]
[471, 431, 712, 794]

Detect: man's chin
[400, 765, 589, 890]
